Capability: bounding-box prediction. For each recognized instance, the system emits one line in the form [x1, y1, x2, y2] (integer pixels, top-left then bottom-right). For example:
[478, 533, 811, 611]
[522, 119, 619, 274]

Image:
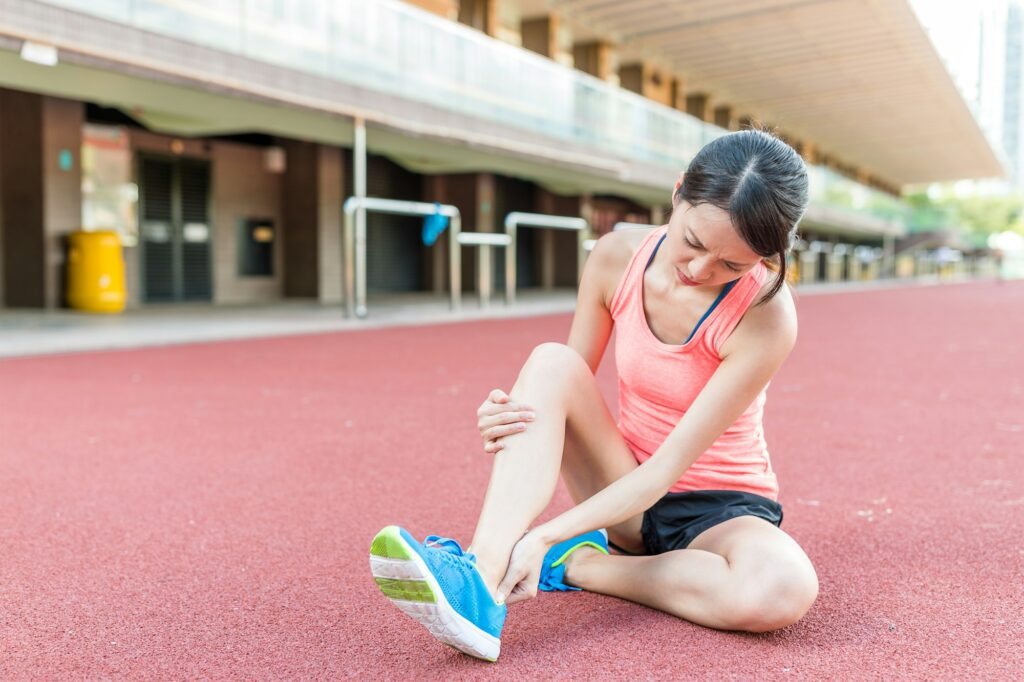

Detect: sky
[909, 0, 1021, 195]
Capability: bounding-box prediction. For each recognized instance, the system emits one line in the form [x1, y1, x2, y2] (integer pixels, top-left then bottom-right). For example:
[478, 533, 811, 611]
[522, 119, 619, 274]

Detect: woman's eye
[685, 239, 700, 249]
[725, 263, 741, 273]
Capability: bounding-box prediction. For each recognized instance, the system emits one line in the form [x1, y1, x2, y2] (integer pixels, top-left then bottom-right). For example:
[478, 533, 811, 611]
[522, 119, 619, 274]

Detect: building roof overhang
[539, 0, 1006, 187]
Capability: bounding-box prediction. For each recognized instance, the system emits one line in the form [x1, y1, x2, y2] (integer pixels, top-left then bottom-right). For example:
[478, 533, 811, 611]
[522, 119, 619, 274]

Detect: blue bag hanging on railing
[422, 203, 449, 246]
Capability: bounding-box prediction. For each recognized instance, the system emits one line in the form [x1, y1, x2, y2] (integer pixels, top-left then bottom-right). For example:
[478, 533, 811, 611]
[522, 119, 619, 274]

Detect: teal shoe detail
[538, 529, 609, 592]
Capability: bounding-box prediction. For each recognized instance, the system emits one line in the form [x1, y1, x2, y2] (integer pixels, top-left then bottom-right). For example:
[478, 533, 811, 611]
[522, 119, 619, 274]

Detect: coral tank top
[608, 226, 779, 500]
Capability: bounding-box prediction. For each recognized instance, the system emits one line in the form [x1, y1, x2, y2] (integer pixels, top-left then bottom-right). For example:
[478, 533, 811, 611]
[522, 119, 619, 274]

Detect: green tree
[904, 190, 1024, 238]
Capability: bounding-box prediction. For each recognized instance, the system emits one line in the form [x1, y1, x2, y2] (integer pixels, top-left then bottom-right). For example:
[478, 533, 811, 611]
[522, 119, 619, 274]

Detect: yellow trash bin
[66, 230, 126, 313]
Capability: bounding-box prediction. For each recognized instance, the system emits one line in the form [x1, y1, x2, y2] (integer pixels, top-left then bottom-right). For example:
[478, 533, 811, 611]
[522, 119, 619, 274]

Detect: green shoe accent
[550, 540, 609, 568]
[371, 526, 412, 560]
[374, 577, 437, 603]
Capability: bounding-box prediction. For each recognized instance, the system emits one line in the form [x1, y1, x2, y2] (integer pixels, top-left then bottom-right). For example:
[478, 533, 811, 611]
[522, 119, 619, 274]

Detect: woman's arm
[566, 230, 640, 372]
[535, 282, 799, 546]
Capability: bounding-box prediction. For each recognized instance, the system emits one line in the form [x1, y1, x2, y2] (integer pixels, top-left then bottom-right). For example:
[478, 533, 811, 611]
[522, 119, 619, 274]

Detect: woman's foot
[369, 526, 507, 661]
[537, 529, 609, 592]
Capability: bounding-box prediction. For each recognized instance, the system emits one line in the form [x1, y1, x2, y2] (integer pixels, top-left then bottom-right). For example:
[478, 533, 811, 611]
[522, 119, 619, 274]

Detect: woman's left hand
[495, 531, 550, 605]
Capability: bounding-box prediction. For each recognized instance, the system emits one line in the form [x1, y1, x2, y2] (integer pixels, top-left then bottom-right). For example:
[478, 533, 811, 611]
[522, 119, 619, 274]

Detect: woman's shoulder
[589, 227, 658, 305]
[589, 227, 656, 276]
[721, 273, 798, 359]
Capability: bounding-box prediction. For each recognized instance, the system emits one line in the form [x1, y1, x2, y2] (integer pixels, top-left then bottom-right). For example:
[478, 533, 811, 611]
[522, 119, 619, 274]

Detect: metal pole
[505, 223, 517, 306]
[343, 197, 462, 318]
[577, 230, 587, 285]
[354, 117, 367, 317]
[450, 215, 461, 312]
[578, 193, 593, 285]
[478, 245, 491, 309]
[344, 208, 355, 317]
[502, 212, 589, 306]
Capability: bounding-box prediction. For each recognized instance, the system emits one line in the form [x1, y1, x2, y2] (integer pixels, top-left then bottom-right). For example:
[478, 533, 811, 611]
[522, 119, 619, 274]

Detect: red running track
[1, 281, 1022, 679]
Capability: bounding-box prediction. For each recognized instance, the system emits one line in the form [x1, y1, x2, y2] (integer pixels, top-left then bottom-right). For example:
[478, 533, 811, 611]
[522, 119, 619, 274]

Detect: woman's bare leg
[562, 516, 819, 632]
[464, 344, 818, 632]
[468, 343, 641, 594]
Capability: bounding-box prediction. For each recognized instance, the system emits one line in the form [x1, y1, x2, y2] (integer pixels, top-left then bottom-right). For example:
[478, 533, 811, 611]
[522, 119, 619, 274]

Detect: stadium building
[0, 0, 1005, 312]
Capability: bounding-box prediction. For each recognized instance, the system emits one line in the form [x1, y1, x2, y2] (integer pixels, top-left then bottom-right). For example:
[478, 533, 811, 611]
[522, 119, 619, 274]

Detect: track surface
[2, 282, 1022, 679]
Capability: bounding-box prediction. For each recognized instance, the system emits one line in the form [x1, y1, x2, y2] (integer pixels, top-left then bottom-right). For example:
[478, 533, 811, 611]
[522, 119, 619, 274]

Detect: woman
[369, 129, 818, 662]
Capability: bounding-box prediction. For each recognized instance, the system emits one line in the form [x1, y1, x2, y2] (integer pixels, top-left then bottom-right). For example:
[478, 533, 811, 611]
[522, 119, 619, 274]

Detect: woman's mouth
[677, 268, 700, 286]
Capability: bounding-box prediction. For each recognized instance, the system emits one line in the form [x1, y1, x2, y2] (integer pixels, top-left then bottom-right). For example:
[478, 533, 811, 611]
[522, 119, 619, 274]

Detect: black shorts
[610, 489, 784, 555]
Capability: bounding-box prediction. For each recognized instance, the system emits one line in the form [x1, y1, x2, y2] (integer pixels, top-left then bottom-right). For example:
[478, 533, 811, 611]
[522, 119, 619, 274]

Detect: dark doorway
[138, 156, 212, 302]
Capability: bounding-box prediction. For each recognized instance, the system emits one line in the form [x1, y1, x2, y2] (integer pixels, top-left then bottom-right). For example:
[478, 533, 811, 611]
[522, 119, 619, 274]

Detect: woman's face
[663, 198, 763, 291]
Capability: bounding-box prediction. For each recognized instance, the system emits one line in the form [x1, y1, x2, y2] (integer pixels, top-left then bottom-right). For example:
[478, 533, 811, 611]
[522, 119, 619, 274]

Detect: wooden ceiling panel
[546, 0, 1002, 184]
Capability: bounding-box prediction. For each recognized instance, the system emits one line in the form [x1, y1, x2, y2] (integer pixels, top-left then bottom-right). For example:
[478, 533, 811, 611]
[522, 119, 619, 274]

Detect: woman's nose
[690, 256, 714, 281]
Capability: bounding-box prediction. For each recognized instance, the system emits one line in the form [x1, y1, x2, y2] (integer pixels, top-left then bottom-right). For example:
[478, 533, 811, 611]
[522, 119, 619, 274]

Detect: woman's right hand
[477, 389, 535, 453]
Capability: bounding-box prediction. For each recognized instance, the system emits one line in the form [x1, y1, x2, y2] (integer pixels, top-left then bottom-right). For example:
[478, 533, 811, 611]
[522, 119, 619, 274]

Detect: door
[139, 156, 212, 302]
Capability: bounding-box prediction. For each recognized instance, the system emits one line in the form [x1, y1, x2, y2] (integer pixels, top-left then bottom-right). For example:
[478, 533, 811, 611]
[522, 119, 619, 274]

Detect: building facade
[0, 0, 1005, 311]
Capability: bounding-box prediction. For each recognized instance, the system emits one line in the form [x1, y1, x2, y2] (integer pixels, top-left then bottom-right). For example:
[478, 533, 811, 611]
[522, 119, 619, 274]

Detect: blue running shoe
[369, 526, 506, 661]
[538, 529, 609, 592]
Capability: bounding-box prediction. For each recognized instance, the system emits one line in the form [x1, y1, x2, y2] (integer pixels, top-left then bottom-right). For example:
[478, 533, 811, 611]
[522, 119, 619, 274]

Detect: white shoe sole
[369, 526, 501, 662]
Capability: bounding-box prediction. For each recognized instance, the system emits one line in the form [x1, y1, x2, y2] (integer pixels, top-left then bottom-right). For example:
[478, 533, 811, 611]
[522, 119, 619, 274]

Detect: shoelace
[424, 535, 479, 566]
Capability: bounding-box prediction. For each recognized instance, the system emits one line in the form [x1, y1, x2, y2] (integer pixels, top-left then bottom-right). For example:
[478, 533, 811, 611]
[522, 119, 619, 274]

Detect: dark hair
[675, 128, 809, 304]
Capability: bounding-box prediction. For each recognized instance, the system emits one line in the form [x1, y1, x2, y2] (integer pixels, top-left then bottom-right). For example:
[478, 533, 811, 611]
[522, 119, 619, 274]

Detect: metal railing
[504, 212, 590, 306]
[582, 221, 660, 251]
[456, 231, 512, 308]
[343, 197, 461, 318]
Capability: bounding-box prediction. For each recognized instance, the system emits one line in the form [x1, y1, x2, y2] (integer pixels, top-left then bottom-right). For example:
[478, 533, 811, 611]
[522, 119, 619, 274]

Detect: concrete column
[797, 141, 819, 165]
[521, 14, 559, 59]
[317, 145, 344, 304]
[618, 64, 644, 95]
[651, 204, 666, 226]
[404, 0, 457, 19]
[281, 140, 320, 298]
[43, 98, 83, 309]
[686, 93, 712, 122]
[671, 77, 687, 112]
[534, 189, 557, 289]
[619, 62, 673, 106]
[883, 234, 896, 278]
[799, 249, 818, 284]
[425, 175, 448, 294]
[1, 89, 44, 308]
[849, 251, 862, 281]
[539, 231, 555, 289]
[0, 90, 83, 308]
[713, 105, 735, 130]
[458, 0, 498, 37]
[426, 172, 499, 295]
[578, 193, 593, 284]
[475, 173, 496, 301]
[573, 41, 613, 80]
[283, 140, 347, 302]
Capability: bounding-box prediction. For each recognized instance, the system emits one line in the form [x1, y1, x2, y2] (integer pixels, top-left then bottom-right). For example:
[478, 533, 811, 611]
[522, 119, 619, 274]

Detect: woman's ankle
[562, 545, 603, 588]
[468, 546, 508, 599]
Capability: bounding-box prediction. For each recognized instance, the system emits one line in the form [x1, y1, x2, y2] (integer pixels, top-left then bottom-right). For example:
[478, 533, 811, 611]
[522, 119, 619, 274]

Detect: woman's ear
[672, 172, 686, 203]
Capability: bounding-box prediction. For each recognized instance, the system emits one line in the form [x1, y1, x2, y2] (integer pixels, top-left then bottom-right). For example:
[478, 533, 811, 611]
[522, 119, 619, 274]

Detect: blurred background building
[0, 0, 1009, 311]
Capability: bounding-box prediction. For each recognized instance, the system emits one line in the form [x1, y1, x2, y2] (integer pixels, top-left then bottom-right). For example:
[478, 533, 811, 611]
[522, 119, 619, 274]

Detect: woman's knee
[725, 564, 819, 632]
[521, 343, 590, 384]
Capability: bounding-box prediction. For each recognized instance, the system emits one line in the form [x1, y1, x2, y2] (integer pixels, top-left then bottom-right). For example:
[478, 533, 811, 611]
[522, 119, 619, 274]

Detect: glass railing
[806, 165, 908, 226]
[43, 0, 723, 169]
[45, 0, 907, 228]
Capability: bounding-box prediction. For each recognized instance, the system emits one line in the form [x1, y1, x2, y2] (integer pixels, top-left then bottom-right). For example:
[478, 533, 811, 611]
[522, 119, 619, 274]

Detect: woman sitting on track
[370, 129, 818, 662]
